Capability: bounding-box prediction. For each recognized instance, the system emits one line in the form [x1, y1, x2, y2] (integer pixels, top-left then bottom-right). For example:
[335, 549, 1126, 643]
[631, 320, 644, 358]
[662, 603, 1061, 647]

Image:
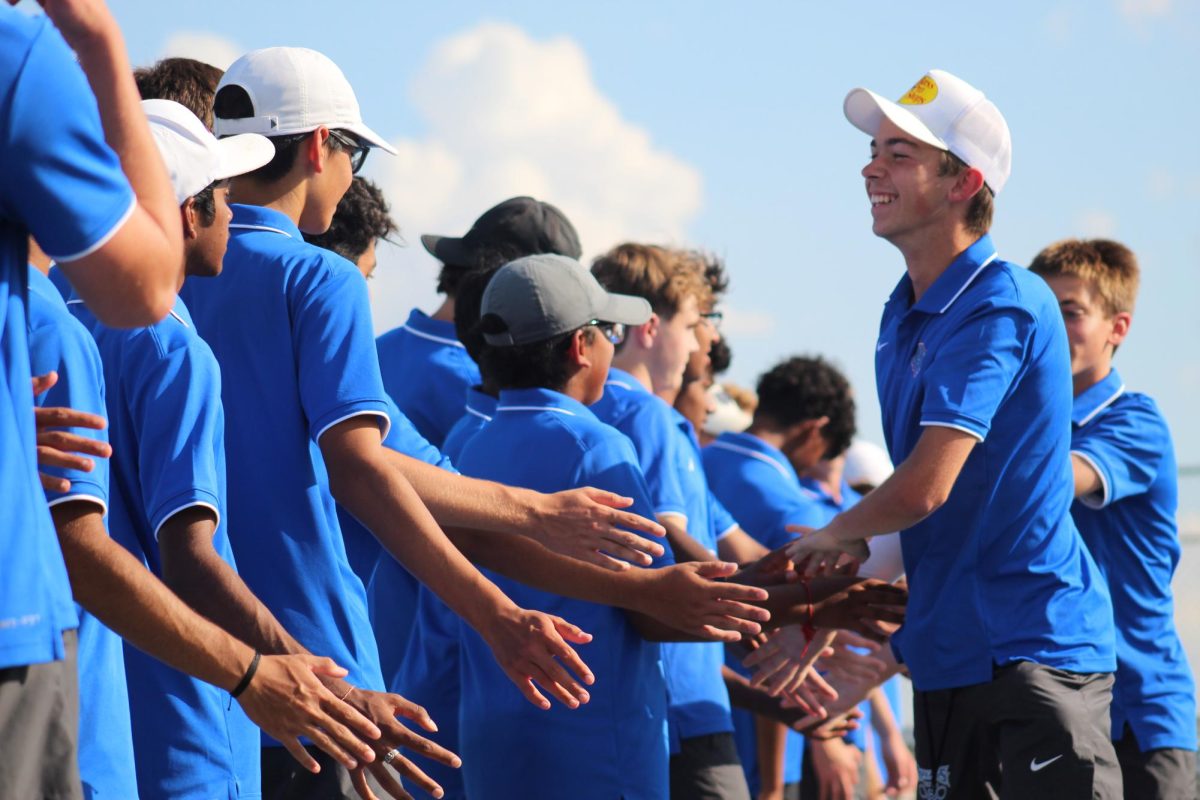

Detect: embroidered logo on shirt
[877, 341, 890, 353]
[910, 341, 927, 377]
[899, 75, 938, 105]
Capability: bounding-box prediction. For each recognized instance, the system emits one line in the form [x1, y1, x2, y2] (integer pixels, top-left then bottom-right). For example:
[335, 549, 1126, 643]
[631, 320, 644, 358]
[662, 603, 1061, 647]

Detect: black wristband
[230, 650, 261, 699]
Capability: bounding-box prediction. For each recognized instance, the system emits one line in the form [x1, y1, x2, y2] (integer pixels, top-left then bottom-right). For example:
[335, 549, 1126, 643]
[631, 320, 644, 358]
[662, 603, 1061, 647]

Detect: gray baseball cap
[481, 254, 652, 347]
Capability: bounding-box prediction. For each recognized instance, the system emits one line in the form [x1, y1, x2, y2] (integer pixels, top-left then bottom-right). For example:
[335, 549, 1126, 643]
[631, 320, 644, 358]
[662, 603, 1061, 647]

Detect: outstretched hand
[236, 655, 382, 775]
[639, 561, 770, 641]
[535, 487, 667, 571]
[811, 579, 907, 641]
[785, 527, 870, 576]
[741, 625, 831, 697]
[483, 606, 595, 710]
[32, 372, 111, 493]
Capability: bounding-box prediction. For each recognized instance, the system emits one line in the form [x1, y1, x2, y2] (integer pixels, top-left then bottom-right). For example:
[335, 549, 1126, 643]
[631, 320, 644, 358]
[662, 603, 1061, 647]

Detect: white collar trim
[939, 252, 998, 313]
[496, 405, 577, 416]
[709, 438, 793, 482]
[1077, 383, 1126, 428]
[229, 223, 293, 238]
[402, 323, 465, 348]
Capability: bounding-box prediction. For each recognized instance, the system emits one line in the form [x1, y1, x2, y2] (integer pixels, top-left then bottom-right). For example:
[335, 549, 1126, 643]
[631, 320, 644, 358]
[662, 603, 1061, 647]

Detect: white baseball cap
[213, 47, 397, 154]
[142, 99, 275, 205]
[842, 439, 894, 489]
[844, 69, 1012, 194]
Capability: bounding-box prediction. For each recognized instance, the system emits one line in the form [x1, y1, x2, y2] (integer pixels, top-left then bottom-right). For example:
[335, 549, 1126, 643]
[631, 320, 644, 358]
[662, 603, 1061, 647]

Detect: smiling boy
[1031, 239, 1197, 799]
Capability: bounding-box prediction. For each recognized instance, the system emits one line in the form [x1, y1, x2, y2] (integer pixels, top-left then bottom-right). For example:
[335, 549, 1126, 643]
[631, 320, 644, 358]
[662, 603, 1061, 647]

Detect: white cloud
[157, 32, 242, 70]
[721, 306, 777, 338]
[367, 23, 703, 333]
[1073, 209, 1118, 238]
[1118, 0, 1171, 20]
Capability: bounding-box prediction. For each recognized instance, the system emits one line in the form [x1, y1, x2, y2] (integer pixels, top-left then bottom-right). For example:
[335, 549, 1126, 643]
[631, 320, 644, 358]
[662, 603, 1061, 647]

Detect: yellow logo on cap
[898, 75, 938, 105]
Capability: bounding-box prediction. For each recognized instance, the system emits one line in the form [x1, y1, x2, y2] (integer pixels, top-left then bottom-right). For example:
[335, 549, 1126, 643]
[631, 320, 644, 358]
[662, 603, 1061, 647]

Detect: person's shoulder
[1101, 389, 1169, 434]
[0, 11, 52, 71]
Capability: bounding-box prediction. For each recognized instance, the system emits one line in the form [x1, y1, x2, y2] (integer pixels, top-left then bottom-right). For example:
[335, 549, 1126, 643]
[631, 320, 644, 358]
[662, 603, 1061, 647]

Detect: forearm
[158, 513, 304, 657]
[383, 449, 534, 534]
[332, 451, 515, 633]
[754, 714, 790, 793]
[51, 504, 251, 691]
[660, 514, 712, 563]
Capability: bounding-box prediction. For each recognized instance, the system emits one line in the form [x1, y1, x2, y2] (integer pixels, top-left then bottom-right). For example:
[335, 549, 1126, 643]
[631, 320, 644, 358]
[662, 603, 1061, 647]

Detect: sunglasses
[328, 129, 369, 174]
[701, 310, 724, 330]
[589, 320, 626, 346]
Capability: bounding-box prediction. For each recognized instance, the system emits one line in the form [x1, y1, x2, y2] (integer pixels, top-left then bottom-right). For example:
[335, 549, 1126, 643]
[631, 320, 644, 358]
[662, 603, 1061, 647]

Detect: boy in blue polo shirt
[377, 196, 581, 447]
[788, 69, 1119, 798]
[0, 2, 185, 792]
[1031, 238, 1197, 799]
[456, 252, 671, 799]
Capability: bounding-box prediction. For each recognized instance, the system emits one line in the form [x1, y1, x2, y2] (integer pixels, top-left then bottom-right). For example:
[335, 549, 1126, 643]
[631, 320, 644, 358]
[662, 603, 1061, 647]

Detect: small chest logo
[910, 341, 927, 377]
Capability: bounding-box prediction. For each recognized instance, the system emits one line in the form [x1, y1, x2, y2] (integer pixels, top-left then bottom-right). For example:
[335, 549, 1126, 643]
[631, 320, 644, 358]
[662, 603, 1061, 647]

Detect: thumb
[693, 560, 739, 579]
[32, 371, 58, 395]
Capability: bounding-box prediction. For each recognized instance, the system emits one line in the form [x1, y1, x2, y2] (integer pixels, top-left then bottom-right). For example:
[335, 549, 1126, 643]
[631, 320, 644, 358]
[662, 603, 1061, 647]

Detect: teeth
[870, 194, 895, 205]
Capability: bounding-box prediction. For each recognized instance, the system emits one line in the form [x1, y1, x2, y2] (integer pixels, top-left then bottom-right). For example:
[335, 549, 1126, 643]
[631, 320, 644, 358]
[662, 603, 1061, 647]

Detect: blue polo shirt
[47, 262, 72, 300]
[875, 234, 1114, 691]
[181, 204, 391, 738]
[593, 370, 736, 750]
[377, 308, 480, 448]
[0, 9, 135, 671]
[704, 433, 829, 790]
[455, 387, 672, 800]
[28, 267, 138, 800]
[1068, 369, 1196, 751]
[72, 293, 261, 798]
[441, 386, 497, 463]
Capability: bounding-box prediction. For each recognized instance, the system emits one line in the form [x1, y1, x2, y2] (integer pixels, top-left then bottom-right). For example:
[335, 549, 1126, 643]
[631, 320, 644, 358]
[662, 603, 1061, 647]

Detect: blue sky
[71, 0, 1200, 670]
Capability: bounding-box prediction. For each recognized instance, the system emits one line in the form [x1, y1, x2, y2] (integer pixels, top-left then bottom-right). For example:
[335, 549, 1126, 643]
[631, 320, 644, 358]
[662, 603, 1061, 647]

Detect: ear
[631, 313, 659, 350]
[305, 127, 330, 173]
[1109, 311, 1132, 348]
[567, 328, 592, 369]
[947, 165, 986, 204]
[180, 198, 200, 241]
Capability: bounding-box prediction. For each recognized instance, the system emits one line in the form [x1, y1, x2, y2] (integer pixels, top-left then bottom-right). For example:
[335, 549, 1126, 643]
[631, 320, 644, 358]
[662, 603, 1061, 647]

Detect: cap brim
[342, 121, 398, 155]
[213, 133, 276, 182]
[597, 292, 652, 327]
[844, 87, 947, 151]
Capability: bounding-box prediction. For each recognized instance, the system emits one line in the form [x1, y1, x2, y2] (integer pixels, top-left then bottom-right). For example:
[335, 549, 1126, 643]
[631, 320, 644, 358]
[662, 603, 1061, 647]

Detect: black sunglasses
[589, 320, 626, 346]
[328, 129, 369, 174]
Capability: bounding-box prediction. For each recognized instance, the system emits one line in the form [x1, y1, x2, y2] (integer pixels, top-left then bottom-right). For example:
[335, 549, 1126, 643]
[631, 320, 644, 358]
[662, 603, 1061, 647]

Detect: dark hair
[190, 184, 217, 225]
[213, 85, 303, 182]
[478, 322, 594, 392]
[709, 337, 732, 376]
[755, 355, 856, 459]
[303, 177, 398, 261]
[702, 252, 729, 299]
[437, 241, 528, 297]
[135, 57, 224, 130]
[938, 151, 994, 236]
[454, 265, 502, 365]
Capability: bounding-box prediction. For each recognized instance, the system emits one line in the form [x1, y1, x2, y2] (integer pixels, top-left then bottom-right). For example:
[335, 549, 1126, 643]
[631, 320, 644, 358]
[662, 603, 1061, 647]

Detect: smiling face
[861, 117, 960, 246]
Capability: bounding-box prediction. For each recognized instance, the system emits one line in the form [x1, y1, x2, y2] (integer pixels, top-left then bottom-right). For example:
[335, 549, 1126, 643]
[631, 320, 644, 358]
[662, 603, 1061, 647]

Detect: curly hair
[755, 355, 856, 459]
[303, 177, 398, 262]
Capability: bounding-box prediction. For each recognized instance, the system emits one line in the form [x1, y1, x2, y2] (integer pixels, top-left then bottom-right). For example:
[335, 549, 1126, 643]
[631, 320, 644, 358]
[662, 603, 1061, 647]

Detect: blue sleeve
[579, 438, 675, 568]
[383, 398, 458, 473]
[125, 331, 222, 537]
[292, 264, 391, 442]
[919, 306, 1035, 440]
[625, 404, 689, 519]
[29, 316, 109, 509]
[0, 18, 134, 261]
[708, 491, 738, 541]
[724, 463, 825, 551]
[1072, 395, 1167, 509]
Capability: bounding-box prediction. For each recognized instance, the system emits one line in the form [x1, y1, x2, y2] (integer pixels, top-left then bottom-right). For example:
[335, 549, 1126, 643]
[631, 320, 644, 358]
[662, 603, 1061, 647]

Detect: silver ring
[383, 748, 400, 765]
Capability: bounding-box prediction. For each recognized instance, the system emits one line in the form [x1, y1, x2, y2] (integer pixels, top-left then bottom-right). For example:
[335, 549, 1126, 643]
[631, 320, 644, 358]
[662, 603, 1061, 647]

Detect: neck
[1073, 361, 1113, 398]
[611, 355, 654, 393]
[895, 224, 981, 302]
[655, 385, 680, 405]
[431, 296, 456, 323]
[228, 176, 307, 226]
[746, 423, 786, 451]
[803, 459, 844, 501]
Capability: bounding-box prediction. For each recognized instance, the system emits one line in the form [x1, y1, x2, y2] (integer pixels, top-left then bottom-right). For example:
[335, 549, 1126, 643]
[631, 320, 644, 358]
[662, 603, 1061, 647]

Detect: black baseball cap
[421, 196, 582, 267]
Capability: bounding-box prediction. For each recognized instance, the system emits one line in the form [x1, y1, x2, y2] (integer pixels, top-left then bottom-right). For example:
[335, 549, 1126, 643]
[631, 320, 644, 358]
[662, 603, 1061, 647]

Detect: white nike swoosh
[876, 342, 890, 352]
[1030, 754, 1063, 772]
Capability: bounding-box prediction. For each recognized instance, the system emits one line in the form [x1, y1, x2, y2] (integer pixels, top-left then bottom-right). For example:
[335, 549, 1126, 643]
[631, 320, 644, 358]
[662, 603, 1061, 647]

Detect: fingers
[607, 508, 666, 538]
[530, 667, 584, 710]
[39, 472, 70, 493]
[280, 736, 322, 775]
[550, 616, 594, 648]
[594, 536, 656, 567]
[307, 656, 350, 680]
[32, 371, 58, 395]
[306, 725, 361, 771]
[510, 672, 551, 710]
[581, 486, 634, 509]
[586, 551, 635, 571]
[349, 768, 377, 800]
[699, 624, 743, 643]
[535, 643, 592, 703]
[805, 669, 839, 700]
[740, 641, 779, 668]
[833, 630, 882, 652]
[36, 445, 95, 473]
[34, 405, 107, 431]
[703, 612, 761, 638]
[603, 528, 665, 560]
[388, 695, 438, 734]
[712, 597, 770, 624]
[373, 752, 437, 799]
[704, 575, 770, 604]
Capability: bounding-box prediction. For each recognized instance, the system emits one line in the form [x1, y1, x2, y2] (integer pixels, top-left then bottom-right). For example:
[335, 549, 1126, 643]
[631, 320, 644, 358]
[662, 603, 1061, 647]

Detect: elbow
[903, 486, 950, 521]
